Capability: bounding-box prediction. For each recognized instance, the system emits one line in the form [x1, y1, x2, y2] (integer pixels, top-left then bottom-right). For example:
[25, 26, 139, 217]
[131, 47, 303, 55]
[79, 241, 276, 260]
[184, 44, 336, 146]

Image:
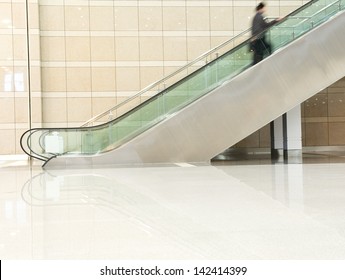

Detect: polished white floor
[1, 158, 345, 259]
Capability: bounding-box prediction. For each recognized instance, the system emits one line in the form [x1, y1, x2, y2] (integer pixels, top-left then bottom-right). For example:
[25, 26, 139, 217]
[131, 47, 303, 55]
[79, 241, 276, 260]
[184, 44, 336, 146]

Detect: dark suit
[251, 12, 277, 65]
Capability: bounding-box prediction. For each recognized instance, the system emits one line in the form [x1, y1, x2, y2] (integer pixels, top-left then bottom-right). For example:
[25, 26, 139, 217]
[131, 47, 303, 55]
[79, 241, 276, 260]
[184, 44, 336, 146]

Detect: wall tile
[65, 36, 91, 61]
[0, 98, 15, 123]
[29, 66, 41, 92]
[12, 3, 27, 29]
[67, 97, 92, 122]
[329, 123, 345, 145]
[65, 6, 90, 31]
[139, 7, 162, 31]
[233, 6, 253, 31]
[163, 36, 187, 61]
[210, 7, 233, 31]
[0, 66, 14, 93]
[29, 34, 41, 60]
[116, 67, 140, 91]
[0, 3, 12, 29]
[90, 37, 115, 61]
[13, 67, 27, 93]
[15, 97, 29, 123]
[187, 36, 211, 60]
[139, 36, 163, 61]
[163, 7, 186, 31]
[66, 67, 91, 92]
[0, 130, 16, 154]
[115, 37, 139, 61]
[304, 94, 328, 117]
[39, 5, 64, 31]
[13, 35, 27, 60]
[305, 122, 329, 146]
[31, 97, 42, 123]
[42, 97, 67, 123]
[0, 35, 14, 60]
[90, 6, 114, 31]
[328, 93, 345, 117]
[40, 36, 66, 61]
[114, 7, 138, 31]
[41, 67, 66, 92]
[187, 7, 210, 31]
[29, 2, 40, 29]
[91, 67, 116, 92]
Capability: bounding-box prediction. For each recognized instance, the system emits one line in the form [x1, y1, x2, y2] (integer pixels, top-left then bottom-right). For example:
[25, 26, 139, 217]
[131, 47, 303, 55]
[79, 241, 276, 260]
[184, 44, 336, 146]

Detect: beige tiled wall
[302, 77, 345, 146]
[0, 0, 41, 155]
[40, 0, 305, 128]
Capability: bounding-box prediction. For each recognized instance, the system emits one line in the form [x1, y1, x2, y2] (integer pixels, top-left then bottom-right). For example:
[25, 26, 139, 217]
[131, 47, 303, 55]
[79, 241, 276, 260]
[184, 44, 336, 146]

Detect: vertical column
[27, 0, 42, 131]
[273, 104, 302, 159]
[0, 0, 41, 156]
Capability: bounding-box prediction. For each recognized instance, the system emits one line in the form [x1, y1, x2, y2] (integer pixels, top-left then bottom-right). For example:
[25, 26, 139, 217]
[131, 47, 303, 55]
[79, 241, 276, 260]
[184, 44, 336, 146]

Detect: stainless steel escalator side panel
[45, 12, 345, 169]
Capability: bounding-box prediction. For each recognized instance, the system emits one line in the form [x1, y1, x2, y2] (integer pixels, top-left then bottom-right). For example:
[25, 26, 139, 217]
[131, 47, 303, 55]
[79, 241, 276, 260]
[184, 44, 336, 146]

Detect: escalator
[21, 0, 345, 168]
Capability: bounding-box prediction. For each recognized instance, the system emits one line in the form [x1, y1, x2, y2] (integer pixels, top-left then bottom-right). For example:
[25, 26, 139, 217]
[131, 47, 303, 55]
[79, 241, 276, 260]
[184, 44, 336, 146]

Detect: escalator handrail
[20, 129, 50, 161]
[271, 0, 343, 29]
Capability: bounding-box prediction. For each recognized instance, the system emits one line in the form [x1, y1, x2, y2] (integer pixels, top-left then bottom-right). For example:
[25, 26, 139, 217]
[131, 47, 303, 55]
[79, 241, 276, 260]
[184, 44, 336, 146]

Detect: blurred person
[251, 2, 282, 65]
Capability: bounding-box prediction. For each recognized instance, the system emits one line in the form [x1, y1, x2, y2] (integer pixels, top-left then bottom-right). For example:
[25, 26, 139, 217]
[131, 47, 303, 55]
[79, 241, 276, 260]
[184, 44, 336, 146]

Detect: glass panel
[270, 0, 343, 51]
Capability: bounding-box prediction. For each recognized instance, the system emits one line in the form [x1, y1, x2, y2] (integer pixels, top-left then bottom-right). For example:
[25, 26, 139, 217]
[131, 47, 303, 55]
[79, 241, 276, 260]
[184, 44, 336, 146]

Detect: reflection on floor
[212, 148, 345, 165]
[1, 153, 345, 259]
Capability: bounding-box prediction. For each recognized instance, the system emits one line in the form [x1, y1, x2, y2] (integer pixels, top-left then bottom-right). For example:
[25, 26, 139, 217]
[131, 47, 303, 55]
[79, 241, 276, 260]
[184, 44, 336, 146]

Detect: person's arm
[261, 15, 278, 29]
[263, 15, 283, 29]
[252, 14, 281, 37]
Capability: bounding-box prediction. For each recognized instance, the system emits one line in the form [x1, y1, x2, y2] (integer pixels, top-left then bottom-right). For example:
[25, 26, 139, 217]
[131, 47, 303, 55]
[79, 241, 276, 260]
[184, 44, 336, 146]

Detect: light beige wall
[0, 0, 41, 155]
[38, 0, 305, 128]
[302, 77, 345, 146]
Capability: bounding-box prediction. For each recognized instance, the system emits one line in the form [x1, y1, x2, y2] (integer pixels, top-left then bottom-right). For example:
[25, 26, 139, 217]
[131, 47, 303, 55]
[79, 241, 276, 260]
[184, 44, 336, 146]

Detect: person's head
[256, 2, 266, 13]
